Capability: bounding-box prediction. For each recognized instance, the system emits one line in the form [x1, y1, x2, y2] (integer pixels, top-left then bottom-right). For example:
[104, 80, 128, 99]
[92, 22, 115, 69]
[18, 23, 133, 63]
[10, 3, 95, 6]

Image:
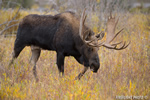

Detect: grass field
[0, 10, 149, 100]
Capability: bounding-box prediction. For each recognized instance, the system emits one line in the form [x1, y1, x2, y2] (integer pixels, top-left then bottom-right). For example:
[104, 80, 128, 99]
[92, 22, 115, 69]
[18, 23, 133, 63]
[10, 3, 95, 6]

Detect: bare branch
[4, 34, 16, 37]
[0, 19, 20, 28]
[0, 6, 21, 35]
[0, 23, 19, 35]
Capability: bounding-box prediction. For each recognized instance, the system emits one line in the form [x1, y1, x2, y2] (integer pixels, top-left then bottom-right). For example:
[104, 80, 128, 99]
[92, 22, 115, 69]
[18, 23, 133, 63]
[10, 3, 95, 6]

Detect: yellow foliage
[129, 80, 136, 95]
[97, 0, 100, 3]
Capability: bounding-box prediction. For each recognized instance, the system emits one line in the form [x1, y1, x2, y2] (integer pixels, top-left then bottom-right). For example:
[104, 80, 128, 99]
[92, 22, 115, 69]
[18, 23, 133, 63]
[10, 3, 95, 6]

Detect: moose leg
[56, 52, 65, 77]
[75, 67, 88, 80]
[30, 46, 41, 82]
[9, 44, 25, 66]
[74, 56, 89, 80]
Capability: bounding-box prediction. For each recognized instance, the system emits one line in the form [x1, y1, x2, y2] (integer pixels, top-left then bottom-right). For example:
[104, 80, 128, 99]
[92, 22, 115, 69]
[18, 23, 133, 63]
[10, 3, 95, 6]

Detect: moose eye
[88, 48, 93, 52]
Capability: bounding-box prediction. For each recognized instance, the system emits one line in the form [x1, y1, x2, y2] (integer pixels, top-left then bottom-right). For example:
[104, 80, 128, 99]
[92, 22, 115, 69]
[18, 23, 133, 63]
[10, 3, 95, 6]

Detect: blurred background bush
[0, 0, 150, 36]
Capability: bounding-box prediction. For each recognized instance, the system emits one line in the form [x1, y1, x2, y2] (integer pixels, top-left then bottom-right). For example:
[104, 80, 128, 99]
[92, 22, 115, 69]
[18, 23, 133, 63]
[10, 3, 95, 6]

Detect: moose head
[76, 9, 130, 79]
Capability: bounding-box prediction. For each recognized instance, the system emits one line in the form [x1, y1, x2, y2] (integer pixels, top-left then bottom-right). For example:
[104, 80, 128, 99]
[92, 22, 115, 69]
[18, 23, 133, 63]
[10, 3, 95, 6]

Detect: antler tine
[109, 12, 112, 19]
[109, 28, 124, 43]
[115, 17, 119, 25]
[111, 41, 123, 46]
[103, 41, 130, 50]
[79, 8, 87, 40]
[113, 41, 130, 50]
[83, 14, 87, 26]
[121, 41, 130, 49]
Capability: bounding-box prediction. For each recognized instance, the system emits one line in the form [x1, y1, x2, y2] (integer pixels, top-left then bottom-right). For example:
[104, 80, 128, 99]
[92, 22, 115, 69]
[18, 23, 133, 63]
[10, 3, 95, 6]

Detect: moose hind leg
[56, 52, 65, 77]
[30, 46, 41, 82]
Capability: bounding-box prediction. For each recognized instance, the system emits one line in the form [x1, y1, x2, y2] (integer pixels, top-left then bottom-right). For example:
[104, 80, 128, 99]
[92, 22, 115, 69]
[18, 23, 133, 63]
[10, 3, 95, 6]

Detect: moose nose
[90, 61, 100, 73]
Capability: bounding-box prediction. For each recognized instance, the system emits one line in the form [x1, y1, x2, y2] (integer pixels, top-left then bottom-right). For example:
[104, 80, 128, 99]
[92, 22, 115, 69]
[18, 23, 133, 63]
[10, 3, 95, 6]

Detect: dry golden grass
[0, 10, 149, 100]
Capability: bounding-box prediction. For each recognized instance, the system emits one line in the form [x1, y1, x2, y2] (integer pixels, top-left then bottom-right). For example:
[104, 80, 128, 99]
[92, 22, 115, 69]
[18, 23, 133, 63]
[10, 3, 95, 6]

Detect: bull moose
[10, 9, 130, 81]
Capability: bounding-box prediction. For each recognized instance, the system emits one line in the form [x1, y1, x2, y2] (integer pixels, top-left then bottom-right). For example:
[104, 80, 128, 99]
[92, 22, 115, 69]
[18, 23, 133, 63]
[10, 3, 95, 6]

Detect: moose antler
[102, 14, 130, 50]
[79, 9, 105, 46]
[79, 9, 130, 50]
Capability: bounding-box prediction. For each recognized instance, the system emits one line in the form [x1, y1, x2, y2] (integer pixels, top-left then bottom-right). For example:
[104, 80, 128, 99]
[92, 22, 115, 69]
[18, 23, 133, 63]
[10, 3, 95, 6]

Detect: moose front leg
[74, 56, 89, 80]
[57, 52, 65, 77]
[75, 67, 88, 80]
